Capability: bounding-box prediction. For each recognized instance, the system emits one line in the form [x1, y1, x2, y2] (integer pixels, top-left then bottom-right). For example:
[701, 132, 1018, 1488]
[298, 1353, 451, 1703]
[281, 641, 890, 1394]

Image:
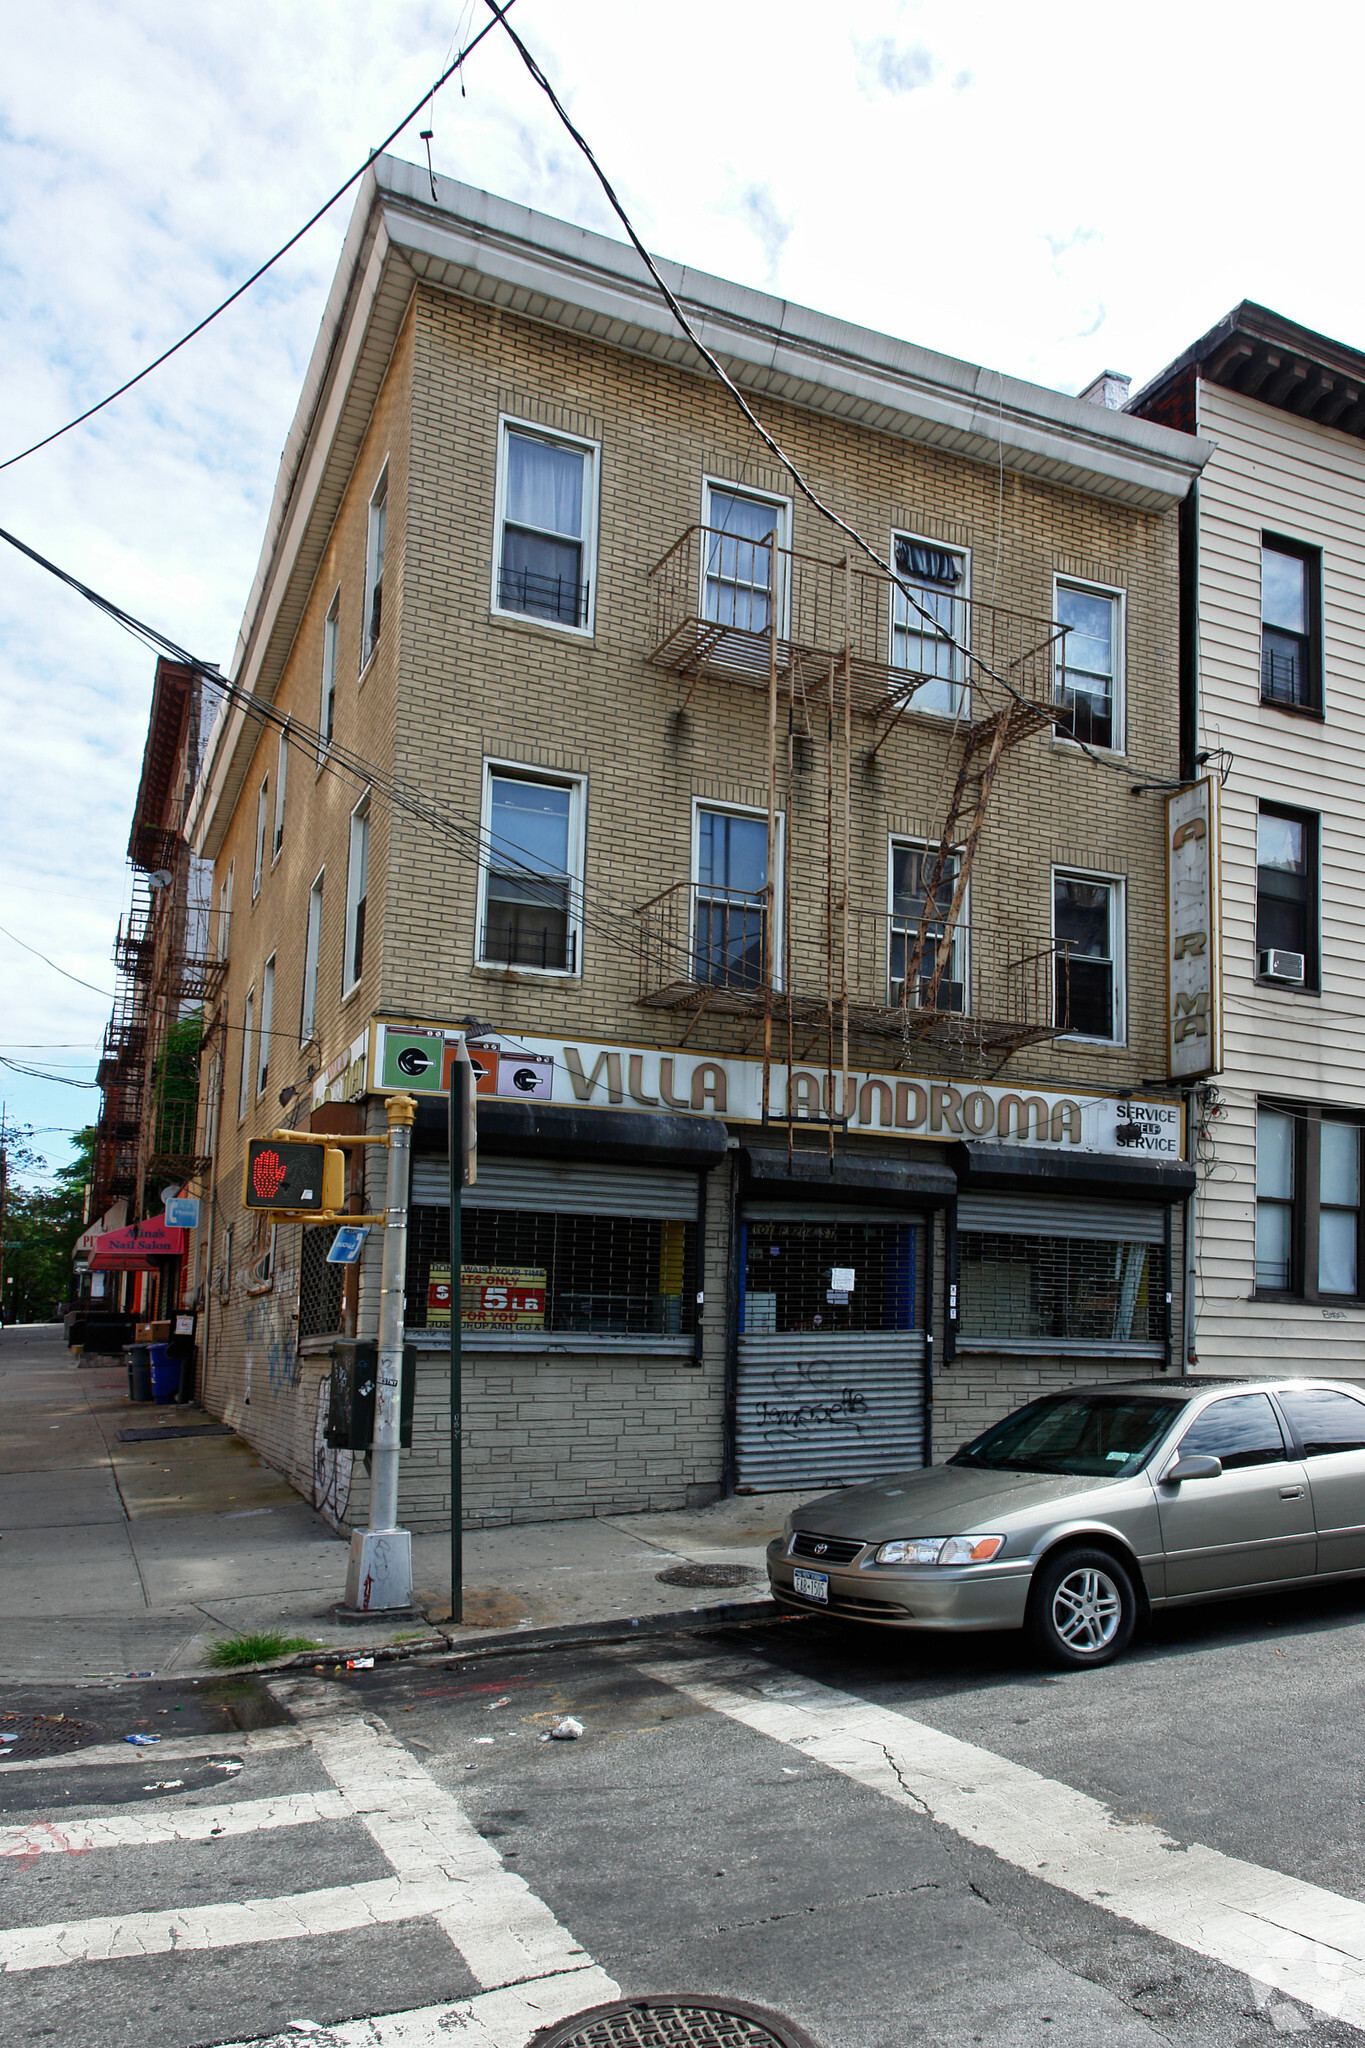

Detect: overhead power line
[0, 4, 516, 474]
[0, 920, 114, 1000]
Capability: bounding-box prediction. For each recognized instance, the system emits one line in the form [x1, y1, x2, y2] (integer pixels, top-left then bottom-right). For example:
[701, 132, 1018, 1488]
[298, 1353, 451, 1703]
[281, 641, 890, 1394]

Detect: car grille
[789, 1530, 865, 1565]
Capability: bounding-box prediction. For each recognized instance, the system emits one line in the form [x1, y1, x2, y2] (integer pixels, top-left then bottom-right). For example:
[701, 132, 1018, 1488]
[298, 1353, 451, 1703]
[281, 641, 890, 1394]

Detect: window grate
[480, 922, 576, 972]
[959, 1230, 1164, 1345]
[406, 1205, 697, 1337]
[299, 1225, 345, 1339]
[742, 1217, 922, 1334]
[498, 566, 589, 627]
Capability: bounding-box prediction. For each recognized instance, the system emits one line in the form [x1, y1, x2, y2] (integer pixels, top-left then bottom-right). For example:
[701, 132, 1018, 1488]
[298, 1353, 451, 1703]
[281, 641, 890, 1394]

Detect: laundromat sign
[371, 1024, 1181, 1157]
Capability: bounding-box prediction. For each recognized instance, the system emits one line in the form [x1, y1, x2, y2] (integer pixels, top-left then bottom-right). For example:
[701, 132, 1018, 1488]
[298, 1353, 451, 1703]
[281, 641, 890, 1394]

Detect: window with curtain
[238, 989, 254, 1120]
[253, 779, 268, 898]
[1256, 1102, 1363, 1301]
[363, 469, 387, 664]
[891, 535, 966, 717]
[890, 844, 963, 1010]
[694, 807, 769, 990]
[481, 772, 579, 971]
[703, 488, 785, 633]
[300, 871, 323, 1044]
[319, 593, 339, 761]
[497, 429, 593, 628]
[1055, 582, 1121, 748]
[257, 956, 274, 1098]
[273, 732, 288, 860]
[344, 796, 370, 994]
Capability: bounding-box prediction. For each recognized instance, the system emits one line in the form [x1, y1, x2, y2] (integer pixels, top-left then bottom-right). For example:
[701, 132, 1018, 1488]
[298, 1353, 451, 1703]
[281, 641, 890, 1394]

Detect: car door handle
[1280, 1486, 1304, 1499]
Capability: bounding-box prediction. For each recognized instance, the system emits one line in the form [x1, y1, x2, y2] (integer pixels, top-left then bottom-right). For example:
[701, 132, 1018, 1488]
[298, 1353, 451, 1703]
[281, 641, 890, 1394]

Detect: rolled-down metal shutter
[735, 1331, 926, 1490]
[957, 1194, 1164, 1241]
[409, 1155, 697, 1218]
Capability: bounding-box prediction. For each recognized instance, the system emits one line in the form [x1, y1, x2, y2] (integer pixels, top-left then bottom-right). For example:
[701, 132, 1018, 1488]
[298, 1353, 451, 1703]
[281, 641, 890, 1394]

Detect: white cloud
[3, 0, 1364, 1167]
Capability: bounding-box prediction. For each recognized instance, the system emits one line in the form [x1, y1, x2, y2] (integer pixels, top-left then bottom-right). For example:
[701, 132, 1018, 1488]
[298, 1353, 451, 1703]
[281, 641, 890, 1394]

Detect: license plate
[792, 1568, 829, 1603]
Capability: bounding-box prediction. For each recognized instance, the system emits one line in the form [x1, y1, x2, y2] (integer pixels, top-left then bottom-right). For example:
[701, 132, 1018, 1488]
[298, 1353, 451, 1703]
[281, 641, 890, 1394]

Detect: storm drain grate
[0, 1713, 96, 1759]
[116, 1424, 235, 1442]
[529, 1998, 820, 2048]
[654, 1564, 762, 1589]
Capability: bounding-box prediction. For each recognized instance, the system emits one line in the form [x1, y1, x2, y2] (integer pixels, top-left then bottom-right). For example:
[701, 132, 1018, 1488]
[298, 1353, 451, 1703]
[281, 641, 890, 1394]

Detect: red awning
[89, 1215, 188, 1272]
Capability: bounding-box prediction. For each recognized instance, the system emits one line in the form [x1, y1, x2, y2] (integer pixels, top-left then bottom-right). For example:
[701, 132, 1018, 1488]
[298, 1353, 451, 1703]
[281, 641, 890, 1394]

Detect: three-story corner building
[186, 158, 1207, 1534]
[1131, 304, 1365, 1382]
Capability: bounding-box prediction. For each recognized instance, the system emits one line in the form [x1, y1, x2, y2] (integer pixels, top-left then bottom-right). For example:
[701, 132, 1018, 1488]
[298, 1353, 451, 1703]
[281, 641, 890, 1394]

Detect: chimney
[1078, 369, 1132, 410]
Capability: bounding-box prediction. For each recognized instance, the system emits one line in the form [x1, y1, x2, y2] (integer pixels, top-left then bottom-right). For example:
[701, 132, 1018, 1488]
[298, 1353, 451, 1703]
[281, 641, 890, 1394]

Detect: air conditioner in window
[1259, 948, 1305, 984]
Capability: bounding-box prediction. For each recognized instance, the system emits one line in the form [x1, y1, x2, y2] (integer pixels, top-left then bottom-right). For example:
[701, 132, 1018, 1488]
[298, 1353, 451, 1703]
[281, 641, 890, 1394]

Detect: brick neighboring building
[187, 158, 1208, 1535]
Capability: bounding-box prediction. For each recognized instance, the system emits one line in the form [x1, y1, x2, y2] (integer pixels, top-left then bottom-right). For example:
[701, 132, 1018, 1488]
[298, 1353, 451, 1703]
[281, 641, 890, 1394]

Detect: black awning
[949, 1141, 1194, 1201]
[740, 1146, 956, 1206]
[412, 1094, 729, 1170]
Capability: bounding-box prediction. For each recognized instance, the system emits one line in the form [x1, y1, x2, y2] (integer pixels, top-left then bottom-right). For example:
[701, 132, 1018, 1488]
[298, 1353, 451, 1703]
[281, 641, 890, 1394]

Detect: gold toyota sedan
[767, 1378, 1365, 1667]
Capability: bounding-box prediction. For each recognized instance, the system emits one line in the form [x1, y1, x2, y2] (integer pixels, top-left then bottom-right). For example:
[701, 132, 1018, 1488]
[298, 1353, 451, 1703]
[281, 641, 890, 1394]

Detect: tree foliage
[1, 1127, 96, 1322]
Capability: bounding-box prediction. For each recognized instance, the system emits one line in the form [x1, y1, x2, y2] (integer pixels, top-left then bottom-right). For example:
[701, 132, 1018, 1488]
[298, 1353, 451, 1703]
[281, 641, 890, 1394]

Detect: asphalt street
[4, 1580, 1365, 2048]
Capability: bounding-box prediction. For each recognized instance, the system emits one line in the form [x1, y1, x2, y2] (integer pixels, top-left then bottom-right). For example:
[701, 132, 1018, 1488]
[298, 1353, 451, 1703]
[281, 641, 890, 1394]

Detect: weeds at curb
[206, 1632, 322, 1669]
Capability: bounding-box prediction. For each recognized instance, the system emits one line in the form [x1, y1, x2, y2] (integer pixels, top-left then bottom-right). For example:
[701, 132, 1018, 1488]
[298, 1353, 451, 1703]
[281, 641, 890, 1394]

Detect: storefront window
[741, 1218, 920, 1334]
[405, 1205, 697, 1337]
[958, 1230, 1165, 1345]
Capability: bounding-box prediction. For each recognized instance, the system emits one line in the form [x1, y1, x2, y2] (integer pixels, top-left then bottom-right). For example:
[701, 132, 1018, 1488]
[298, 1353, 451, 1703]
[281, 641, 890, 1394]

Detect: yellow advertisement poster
[460, 1266, 547, 1330]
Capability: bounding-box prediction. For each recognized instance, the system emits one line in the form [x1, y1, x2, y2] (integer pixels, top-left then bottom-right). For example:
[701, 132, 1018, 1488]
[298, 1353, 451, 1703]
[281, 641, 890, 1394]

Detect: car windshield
[950, 1393, 1185, 1478]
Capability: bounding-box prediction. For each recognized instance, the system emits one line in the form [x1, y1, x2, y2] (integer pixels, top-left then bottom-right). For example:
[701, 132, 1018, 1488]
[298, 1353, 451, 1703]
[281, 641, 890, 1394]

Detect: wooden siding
[1193, 380, 1365, 1375]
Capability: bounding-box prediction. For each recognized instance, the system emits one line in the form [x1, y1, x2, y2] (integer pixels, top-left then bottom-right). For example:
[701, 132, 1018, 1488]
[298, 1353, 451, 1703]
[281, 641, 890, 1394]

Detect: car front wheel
[1028, 1546, 1136, 1669]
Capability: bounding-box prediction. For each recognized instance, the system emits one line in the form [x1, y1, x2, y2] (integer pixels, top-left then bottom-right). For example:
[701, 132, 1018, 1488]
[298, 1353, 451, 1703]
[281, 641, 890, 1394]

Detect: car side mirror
[1162, 1454, 1223, 1484]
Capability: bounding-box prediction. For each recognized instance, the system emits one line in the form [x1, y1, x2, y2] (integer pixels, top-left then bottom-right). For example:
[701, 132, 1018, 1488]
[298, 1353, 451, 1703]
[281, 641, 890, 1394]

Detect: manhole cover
[655, 1564, 761, 1589]
[0, 1712, 95, 1760]
[529, 1997, 820, 2048]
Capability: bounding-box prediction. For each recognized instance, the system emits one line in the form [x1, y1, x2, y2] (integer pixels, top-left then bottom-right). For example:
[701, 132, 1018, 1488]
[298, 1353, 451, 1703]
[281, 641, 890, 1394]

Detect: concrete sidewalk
[0, 1323, 798, 1681]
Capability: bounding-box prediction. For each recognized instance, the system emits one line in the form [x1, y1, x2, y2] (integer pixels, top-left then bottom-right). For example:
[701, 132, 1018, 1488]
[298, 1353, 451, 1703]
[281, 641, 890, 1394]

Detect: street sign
[326, 1225, 371, 1265]
[242, 1140, 345, 1212]
[164, 1196, 201, 1229]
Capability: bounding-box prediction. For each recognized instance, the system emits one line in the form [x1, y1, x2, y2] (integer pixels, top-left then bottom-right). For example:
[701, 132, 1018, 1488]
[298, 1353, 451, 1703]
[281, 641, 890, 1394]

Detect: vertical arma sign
[1166, 775, 1223, 1081]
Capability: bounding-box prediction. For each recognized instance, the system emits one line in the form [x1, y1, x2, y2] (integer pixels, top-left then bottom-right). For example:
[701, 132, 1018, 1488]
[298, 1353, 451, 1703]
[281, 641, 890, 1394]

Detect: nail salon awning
[88, 1215, 188, 1272]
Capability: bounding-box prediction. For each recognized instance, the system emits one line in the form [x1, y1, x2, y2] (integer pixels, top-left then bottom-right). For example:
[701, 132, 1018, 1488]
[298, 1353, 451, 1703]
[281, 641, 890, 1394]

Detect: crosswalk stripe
[0, 1790, 351, 1862]
[0, 1726, 306, 1775]
[642, 1652, 1365, 2032]
[206, 1966, 623, 2048]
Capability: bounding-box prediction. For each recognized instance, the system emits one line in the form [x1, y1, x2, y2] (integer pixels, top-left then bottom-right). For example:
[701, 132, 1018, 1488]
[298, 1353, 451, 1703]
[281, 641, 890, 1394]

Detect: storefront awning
[949, 1142, 1195, 1201]
[73, 1203, 128, 1265]
[740, 1147, 957, 1205]
[89, 1214, 188, 1272]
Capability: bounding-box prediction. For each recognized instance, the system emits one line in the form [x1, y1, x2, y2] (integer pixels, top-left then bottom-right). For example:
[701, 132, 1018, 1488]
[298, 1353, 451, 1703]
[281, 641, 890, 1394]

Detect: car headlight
[875, 1535, 1005, 1566]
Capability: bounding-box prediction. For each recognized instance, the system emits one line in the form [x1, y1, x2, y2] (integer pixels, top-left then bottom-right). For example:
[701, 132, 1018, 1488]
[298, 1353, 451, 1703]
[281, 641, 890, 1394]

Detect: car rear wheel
[1028, 1546, 1136, 1669]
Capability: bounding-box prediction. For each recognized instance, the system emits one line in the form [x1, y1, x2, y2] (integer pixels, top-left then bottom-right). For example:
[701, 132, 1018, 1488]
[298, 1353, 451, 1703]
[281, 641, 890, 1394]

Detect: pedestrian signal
[243, 1139, 345, 1212]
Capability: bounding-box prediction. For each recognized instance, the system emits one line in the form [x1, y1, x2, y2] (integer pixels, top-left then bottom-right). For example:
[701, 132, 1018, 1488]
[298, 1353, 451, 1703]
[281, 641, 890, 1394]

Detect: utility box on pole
[324, 1338, 416, 1451]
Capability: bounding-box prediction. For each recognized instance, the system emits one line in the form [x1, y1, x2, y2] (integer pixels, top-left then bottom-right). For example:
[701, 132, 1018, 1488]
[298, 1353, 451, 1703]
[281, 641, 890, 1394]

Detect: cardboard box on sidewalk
[135, 1321, 171, 1343]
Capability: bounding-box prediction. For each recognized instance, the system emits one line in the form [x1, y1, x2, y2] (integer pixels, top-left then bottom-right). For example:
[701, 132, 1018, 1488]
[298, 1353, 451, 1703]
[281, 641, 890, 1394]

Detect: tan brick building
[186, 159, 1208, 1538]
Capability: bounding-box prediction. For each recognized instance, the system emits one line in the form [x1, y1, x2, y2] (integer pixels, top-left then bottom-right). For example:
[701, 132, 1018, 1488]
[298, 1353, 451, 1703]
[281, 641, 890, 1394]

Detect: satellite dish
[160, 1184, 180, 1208]
[148, 870, 174, 889]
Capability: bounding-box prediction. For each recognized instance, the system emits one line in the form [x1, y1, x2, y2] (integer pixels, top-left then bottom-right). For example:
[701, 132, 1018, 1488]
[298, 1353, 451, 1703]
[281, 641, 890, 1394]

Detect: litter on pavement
[549, 1716, 584, 1740]
[124, 1734, 161, 1746]
[346, 1657, 374, 1670]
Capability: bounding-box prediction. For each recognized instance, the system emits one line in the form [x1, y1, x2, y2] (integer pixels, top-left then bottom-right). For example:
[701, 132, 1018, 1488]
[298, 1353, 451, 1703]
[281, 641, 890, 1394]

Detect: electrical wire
[0, 1056, 100, 1089]
[0, 920, 114, 1000]
[0, 4, 516, 474]
[481, 0, 1180, 789]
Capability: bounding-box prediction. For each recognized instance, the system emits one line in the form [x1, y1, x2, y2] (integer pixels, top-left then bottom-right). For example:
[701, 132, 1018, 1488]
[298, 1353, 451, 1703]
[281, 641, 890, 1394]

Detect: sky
[3, 0, 1364, 1190]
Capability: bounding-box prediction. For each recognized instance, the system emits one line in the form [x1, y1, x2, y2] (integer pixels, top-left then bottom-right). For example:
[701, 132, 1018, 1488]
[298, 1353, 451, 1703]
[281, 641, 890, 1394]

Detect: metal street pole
[341, 1090, 416, 1617]
[448, 1037, 475, 1624]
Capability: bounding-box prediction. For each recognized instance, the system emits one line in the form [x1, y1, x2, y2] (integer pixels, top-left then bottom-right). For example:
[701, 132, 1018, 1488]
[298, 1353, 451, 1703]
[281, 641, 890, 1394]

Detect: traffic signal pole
[340, 1090, 418, 1619]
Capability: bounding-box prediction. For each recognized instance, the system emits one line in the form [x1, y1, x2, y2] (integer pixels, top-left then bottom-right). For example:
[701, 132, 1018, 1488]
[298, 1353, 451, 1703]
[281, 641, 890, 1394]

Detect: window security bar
[480, 922, 578, 973]
[498, 566, 590, 629]
[1261, 645, 1306, 706]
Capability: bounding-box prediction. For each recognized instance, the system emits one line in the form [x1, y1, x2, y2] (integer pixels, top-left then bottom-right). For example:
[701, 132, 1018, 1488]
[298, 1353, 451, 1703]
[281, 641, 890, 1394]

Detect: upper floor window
[362, 467, 387, 668]
[693, 804, 774, 992]
[479, 768, 582, 973]
[1257, 1103, 1362, 1300]
[319, 592, 339, 761]
[495, 423, 597, 632]
[272, 731, 288, 861]
[1054, 871, 1123, 1042]
[344, 794, 370, 996]
[702, 485, 789, 635]
[891, 536, 967, 718]
[238, 986, 255, 1121]
[300, 869, 324, 1046]
[252, 778, 269, 899]
[217, 863, 234, 961]
[257, 955, 275, 1098]
[1261, 539, 1321, 712]
[1055, 579, 1123, 750]
[890, 843, 964, 1012]
[1256, 803, 1317, 990]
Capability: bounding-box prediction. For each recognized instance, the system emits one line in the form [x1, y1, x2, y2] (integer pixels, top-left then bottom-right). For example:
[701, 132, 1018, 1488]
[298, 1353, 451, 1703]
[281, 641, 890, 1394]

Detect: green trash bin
[127, 1344, 152, 1404]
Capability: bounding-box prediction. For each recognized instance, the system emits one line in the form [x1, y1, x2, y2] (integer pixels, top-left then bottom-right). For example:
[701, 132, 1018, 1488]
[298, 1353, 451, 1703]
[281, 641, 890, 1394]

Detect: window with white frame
[343, 794, 370, 995]
[319, 591, 339, 760]
[217, 863, 234, 960]
[479, 768, 582, 972]
[702, 483, 789, 634]
[890, 841, 965, 1012]
[238, 987, 255, 1119]
[1054, 871, 1123, 1041]
[692, 805, 777, 993]
[362, 467, 387, 668]
[272, 731, 288, 860]
[300, 869, 323, 1045]
[1054, 580, 1123, 750]
[494, 423, 597, 631]
[252, 778, 269, 898]
[257, 955, 275, 1097]
[891, 535, 968, 718]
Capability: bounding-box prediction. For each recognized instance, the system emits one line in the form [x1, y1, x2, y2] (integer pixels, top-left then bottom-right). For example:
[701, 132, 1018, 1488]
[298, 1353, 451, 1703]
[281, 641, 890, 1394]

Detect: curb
[259, 1596, 788, 1677]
